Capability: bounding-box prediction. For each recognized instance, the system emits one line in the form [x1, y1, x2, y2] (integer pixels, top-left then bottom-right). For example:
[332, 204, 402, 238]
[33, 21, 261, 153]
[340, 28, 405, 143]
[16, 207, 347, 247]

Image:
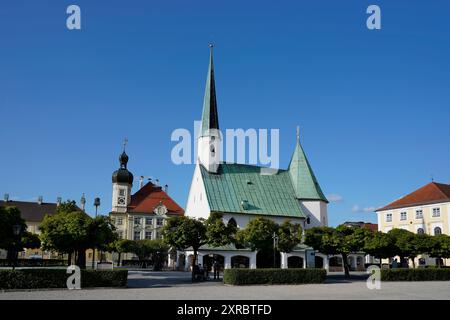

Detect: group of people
[193, 260, 221, 281]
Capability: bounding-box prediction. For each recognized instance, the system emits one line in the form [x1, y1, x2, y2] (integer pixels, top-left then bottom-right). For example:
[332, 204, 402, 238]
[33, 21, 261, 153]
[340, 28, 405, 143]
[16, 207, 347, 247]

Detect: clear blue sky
[1, 0, 449, 226]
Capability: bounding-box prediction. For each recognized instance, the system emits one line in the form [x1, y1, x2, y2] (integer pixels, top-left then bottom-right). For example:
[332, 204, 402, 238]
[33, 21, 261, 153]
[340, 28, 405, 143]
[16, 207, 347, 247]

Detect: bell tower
[112, 139, 134, 213]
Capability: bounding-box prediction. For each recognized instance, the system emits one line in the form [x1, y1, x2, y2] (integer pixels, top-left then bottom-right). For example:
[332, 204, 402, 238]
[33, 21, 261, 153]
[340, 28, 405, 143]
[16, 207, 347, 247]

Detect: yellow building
[376, 182, 450, 266]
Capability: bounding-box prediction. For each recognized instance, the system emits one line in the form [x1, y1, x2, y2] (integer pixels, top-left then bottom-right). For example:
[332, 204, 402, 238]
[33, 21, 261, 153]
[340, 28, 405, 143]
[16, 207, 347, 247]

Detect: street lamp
[92, 197, 101, 269]
[272, 232, 279, 268]
[12, 224, 22, 270]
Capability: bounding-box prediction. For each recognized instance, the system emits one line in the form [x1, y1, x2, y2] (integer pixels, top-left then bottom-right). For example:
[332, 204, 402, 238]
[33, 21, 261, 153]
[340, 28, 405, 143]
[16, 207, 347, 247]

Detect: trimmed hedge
[224, 268, 327, 285]
[0, 269, 128, 290]
[381, 269, 450, 281]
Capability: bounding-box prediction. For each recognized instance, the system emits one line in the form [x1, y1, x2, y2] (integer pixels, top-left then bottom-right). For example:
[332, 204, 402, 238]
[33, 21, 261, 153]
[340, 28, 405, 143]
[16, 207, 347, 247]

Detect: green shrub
[0, 269, 128, 290]
[223, 268, 326, 285]
[381, 269, 450, 281]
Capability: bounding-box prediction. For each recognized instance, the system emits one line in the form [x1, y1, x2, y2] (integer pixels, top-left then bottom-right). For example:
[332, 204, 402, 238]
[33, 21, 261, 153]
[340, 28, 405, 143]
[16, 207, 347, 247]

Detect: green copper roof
[288, 136, 328, 203]
[199, 45, 219, 137]
[200, 163, 306, 218]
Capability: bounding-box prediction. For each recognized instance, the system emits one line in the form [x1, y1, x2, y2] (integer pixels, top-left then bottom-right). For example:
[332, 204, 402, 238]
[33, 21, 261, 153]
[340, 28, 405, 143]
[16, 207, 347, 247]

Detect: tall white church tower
[111, 146, 134, 213]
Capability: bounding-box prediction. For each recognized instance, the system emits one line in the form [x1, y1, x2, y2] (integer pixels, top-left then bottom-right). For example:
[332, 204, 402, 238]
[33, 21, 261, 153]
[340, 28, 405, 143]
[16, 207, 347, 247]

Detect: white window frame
[400, 212, 407, 221]
[133, 231, 141, 240]
[386, 213, 392, 222]
[156, 218, 164, 226]
[145, 218, 153, 226]
[415, 209, 423, 219]
[432, 207, 441, 217]
[134, 217, 141, 225]
[117, 218, 123, 225]
[145, 231, 153, 240]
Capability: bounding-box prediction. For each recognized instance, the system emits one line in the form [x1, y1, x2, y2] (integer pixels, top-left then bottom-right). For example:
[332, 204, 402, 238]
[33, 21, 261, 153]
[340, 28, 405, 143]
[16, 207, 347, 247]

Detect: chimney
[4, 193, 9, 202]
[164, 184, 169, 194]
[56, 197, 62, 206]
[155, 179, 160, 186]
[139, 176, 144, 189]
[37, 196, 43, 205]
[80, 193, 86, 211]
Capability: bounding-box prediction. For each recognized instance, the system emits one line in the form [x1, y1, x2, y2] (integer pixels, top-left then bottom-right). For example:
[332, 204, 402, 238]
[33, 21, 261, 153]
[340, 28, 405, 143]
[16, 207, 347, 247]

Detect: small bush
[223, 268, 326, 285]
[0, 269, 128, 290]
[381, 269, 450, 281]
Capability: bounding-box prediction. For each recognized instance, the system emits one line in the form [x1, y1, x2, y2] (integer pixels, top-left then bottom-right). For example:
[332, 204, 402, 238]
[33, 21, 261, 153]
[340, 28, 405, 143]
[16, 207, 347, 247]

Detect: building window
[400, 212, 407, 221]
[145, 218, 153, 226]
[386, 213, 392, 222]
[117, 218, 123, 225]
[156, 218, 164, 226]
[134, 231, 141, 240]
[417, 228, 424, 235]
[117, 231, 123, 239]
[156, 231, 162, 239]
[145, 231, 152, 240]
[119, 189, 125, 196]
[134, 217, 141, 225]
[415, 210, 423, 219]
[432, 208, 440, 217]
[434, 227, 442, 235]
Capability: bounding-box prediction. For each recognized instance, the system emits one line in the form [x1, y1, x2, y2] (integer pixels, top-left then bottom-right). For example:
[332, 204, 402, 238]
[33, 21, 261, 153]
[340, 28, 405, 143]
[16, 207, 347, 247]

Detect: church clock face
[118, 197, 126, 205]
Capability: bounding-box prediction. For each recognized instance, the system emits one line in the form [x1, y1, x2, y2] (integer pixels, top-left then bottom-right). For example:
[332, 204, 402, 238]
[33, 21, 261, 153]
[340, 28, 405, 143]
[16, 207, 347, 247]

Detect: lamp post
[272, 232, 279, 268]
[92, 197, 101, 269]
[12, 224, 22, 271]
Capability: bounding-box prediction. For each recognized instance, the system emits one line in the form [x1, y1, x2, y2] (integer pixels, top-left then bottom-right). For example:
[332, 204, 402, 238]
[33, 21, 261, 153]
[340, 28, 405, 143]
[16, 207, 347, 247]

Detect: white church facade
[180, 46, 365, 272]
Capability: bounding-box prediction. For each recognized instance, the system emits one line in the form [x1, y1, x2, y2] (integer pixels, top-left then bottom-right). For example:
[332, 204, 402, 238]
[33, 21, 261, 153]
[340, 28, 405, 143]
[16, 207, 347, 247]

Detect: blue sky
[1, 0, 449, 226]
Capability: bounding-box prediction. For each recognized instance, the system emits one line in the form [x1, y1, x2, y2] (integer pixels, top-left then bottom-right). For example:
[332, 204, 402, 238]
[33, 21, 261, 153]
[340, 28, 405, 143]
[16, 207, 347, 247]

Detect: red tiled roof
[127, 182, 184, 215]
[376, 182, 450, 211]
[363, 223, 378, 232]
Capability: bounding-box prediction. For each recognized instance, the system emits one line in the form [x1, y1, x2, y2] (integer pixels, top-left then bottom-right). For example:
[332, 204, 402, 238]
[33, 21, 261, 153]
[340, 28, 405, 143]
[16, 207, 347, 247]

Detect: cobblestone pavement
[1, 271, 449, 300]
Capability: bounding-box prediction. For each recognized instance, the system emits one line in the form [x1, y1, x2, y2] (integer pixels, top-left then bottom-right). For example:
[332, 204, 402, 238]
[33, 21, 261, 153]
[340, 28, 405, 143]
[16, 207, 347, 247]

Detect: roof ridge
[431, 182, 450, 199]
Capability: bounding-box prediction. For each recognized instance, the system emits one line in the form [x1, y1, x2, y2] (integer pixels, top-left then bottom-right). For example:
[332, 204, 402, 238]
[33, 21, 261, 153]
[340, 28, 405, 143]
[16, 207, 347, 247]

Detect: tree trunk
[68, 252, 72, 266]
[118, 252, 121, 267]
[76, 249, 86, 269]
[192, 250, 198, 282]
[411, 258, 416, 269]
[342, 253, 350, 278]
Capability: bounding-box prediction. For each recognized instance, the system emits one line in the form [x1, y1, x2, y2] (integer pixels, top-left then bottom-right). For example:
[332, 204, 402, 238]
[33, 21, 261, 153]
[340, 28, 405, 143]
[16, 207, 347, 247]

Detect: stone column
[281, 252, 288, 269]
[249, 252, 257, 269]
[224, 255, 231, 269]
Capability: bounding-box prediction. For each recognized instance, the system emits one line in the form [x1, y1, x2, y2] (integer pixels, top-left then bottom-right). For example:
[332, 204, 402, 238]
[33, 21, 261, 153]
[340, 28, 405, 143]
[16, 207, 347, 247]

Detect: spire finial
[123, 137, 128, 152]
[296, 126, 300, 143]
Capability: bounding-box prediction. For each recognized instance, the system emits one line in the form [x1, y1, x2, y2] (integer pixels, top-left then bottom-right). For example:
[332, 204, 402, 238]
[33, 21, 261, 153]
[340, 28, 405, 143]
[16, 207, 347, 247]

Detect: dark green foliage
[223, 268, 326, 285]
[381, 269, 450, 281]
[0, 269, 128, 290]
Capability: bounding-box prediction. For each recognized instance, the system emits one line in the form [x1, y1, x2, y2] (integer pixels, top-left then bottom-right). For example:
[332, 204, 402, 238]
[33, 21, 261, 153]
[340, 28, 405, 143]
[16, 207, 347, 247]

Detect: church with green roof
[182, 46, 330, 270]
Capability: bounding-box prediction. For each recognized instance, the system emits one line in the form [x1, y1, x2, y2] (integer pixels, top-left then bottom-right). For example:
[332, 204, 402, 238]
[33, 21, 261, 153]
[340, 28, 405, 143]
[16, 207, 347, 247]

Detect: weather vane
[123, 137, 128, 152]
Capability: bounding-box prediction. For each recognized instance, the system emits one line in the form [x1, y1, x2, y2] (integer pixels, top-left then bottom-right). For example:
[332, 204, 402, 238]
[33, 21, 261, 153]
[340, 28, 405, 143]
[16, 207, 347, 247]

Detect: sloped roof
[200, 163, 306, 218]
[199, 46, 219, 137]
[127, 182, 184, 215]
[1, 201, 58, 222]
[376, 182, 450, 211]
[288, 139, 328, 202]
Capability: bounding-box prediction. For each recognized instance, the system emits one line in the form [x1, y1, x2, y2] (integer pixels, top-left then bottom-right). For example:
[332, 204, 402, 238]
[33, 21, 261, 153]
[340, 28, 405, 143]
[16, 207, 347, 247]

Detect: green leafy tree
[88, 215, 118, 262]
[388, 228, 418, 267]
[276, 220, 303, 253]
[204, 212, 237, 247]
[0, 206, 29, 264]
[162, 216, 207, 280]
[305, 225, 366, 278]
[236, 217, 278, 251]
[427, 235, 450, 267]
[113, 239, 136, 266]
[363, 231, 397, 267]
[21, 232, 41, 250]
[39, 202, 91, 268]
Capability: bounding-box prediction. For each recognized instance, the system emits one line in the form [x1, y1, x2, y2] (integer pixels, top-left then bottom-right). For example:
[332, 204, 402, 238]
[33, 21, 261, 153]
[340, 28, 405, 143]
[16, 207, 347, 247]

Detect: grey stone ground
[1, 271, 449, 300]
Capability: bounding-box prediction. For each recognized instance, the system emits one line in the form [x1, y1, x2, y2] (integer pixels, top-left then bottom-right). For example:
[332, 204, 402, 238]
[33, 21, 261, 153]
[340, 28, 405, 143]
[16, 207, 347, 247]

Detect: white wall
[112, 182, 132, 213]
[185, 164, 211, 219]
[299, 200, 328, 228]
[222, 213, 304, 229]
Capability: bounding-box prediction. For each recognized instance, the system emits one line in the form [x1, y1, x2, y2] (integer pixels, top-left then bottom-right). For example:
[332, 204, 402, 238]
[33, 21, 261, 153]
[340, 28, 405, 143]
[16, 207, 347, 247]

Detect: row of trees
[305, 226, 450, 277]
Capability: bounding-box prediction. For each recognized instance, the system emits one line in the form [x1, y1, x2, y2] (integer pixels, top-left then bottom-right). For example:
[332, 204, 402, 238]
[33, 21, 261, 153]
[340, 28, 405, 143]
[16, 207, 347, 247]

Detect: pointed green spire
[199, 44, 219, 137]
[289, 127, 328, 202]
